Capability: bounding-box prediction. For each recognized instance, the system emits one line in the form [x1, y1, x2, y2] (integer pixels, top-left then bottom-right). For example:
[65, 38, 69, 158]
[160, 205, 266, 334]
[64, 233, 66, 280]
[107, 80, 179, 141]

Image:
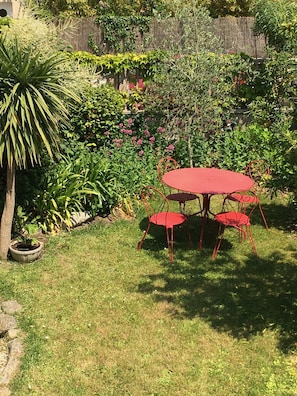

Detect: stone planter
[9, 241, 43, 263]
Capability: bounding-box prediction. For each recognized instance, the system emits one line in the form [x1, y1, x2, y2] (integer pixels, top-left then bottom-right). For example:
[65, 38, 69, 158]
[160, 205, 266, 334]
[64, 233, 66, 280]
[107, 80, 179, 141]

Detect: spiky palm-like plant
[0, 36, 79, 260]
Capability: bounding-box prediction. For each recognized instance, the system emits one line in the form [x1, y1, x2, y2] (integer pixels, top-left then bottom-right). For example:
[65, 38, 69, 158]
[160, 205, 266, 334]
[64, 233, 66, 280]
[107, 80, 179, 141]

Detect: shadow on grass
[137, 201, 297, 354]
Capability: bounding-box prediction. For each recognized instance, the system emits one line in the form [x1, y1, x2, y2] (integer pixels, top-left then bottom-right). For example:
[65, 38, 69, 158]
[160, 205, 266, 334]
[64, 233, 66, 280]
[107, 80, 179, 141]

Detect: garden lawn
[2, 194, 297, 395]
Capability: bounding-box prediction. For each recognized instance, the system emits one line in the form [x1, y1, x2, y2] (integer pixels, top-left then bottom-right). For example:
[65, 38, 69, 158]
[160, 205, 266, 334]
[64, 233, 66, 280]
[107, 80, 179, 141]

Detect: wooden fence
[61, 16, 266, 59]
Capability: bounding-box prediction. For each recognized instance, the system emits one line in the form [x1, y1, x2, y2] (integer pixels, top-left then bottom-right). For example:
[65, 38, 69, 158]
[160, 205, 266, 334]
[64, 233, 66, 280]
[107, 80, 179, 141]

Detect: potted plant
[9, 216, 44, 263]
[9, 223, 43, 263]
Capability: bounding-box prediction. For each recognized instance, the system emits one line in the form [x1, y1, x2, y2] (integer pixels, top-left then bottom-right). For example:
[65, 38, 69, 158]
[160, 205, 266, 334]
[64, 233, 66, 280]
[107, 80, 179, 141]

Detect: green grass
[2, 194, 297, 395]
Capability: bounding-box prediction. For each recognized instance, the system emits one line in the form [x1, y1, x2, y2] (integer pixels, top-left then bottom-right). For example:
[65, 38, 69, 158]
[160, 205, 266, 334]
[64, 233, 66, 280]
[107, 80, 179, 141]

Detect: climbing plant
[91, 15, 151, 54]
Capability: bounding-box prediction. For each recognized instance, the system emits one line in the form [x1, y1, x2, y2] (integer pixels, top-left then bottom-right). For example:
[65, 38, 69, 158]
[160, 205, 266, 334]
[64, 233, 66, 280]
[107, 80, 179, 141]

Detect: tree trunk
[0, 163, 16, 261]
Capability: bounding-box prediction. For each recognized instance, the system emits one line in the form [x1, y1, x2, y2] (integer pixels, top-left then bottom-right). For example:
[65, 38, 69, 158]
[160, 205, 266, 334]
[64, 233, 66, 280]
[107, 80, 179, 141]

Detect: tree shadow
[137, 201, 297, 354]
[138, 247, 297, 353]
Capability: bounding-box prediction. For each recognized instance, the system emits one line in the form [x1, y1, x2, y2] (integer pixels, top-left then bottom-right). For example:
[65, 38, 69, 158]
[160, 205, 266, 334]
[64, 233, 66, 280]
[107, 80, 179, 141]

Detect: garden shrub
[67, 84, 126, 148]
[30, 144, 117, 232]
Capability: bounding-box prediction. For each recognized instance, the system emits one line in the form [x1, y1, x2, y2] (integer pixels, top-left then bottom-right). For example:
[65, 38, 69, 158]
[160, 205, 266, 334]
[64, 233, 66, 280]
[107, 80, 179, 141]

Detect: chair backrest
[244, 160, 270, 196]
[141, 186, 169, 220]
[157, 157, 180, 182]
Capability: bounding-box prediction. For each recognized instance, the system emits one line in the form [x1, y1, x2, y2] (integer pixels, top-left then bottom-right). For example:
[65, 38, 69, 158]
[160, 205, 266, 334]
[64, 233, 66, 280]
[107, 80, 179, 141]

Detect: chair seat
[214, 211, 251, 227]
[151, 212, 187, 227]
[228, 193, 259, 204]
[167, 192, 198, 202]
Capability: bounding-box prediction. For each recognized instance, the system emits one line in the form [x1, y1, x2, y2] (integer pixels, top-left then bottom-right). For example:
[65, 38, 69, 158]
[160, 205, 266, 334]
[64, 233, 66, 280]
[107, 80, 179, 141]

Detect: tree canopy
[26, 0, 255, 18]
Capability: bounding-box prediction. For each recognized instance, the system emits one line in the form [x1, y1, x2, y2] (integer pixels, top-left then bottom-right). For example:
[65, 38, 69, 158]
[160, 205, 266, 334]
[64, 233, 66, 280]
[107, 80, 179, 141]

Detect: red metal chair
[137, 186, 192, 262]
[226, 160, 270, 230]
[212, 197, 258, 260]
[157, 156, 200, 213]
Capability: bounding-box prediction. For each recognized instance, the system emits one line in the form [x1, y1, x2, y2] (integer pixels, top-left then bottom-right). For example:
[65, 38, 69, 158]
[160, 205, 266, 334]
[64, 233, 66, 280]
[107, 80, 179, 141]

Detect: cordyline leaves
[0, 36, 79, 169]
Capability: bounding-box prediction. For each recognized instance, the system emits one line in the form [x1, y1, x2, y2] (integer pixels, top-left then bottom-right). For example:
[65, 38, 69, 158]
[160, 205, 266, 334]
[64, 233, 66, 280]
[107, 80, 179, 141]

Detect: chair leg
[246, 225, 258, 256]
[166, 226, 174, 262]
[237, 225, 247, 243]
[212, 221, 257, 260]
[212, 223, 225, 260]
[137, 223, 151, 250]
[179, 201, 186, 214]
[186, 222, 192, 249]
[258, 203, 269, 230]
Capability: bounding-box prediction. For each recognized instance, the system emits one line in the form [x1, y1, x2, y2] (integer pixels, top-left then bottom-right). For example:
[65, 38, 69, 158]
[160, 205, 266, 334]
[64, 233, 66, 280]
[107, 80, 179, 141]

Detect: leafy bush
[69, 50, 165, 81]
[212, 122, 297, 191]
[31, 145, 116, 232]
[67, 84, 126, 148]
[254, 0, 297, 52]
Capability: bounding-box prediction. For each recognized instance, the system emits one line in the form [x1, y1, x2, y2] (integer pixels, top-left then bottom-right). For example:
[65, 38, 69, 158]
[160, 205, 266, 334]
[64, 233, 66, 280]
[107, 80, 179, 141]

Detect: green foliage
[103, 141, 159, 214]
[31, 145, 116, 232]
[93, 15, 151, 54]
[0, 17, 11, 28]
[212, 121, 297, 191]
[164, 0, 255, 17]
[37, 0, 95, 17]
[207, 0, 254, 17]
[147, 51, 245, 165]
[254, 0, 297, 52]
[247, 50, 297, 127]
[0, 35, 79, 169]
[95, 0, 168, 17]
[13, 206, 39, 246]
[69, 50, 165, 80]
[227, 53, 265, 107]
[66, 84, 126, 148]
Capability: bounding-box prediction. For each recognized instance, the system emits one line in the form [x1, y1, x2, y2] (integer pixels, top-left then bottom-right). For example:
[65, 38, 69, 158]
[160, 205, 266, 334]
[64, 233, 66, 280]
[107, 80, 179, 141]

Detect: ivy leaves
[94, 15, 150, 53]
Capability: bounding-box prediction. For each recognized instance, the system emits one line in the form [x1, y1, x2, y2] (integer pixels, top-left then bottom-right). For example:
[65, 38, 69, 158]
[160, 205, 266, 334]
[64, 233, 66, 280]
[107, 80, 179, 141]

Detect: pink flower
[149, 136, 155, 144]
[138, 150, 144, 157]
[104, 130, 110, 136]
[138, 79, 145, 89]
[157, 127, 165, 133]
[144, 129, 150, 137]
[129, 82, 135, 90]
[122, 129, 132, 135]
[127, 118, 133, 125]
[166, 144, 175, 151]
[136, 139, 143, 146]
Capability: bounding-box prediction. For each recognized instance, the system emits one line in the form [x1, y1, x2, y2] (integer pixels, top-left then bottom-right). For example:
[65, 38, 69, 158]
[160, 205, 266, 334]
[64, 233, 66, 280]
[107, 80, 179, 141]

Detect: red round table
[162, 167, 254, 249]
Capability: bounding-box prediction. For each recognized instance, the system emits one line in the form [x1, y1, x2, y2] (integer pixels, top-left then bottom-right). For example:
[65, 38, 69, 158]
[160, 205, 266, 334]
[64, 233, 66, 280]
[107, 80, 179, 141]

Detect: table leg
[199, 194, 210, 250]
[199, 194, 217, 250]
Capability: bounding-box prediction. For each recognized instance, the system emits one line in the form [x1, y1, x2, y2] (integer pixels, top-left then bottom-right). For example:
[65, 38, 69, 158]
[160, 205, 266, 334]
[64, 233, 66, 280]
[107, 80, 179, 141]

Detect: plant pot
[9, 241, 43, 263]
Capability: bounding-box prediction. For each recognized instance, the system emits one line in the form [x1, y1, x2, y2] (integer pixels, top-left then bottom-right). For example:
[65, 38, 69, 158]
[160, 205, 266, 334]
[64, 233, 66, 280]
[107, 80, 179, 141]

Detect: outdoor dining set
[137, 157, 270, 262]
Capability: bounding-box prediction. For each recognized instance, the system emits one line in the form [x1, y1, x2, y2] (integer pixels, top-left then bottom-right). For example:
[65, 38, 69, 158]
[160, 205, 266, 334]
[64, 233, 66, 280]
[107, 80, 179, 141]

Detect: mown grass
[2, 193, 297, 395]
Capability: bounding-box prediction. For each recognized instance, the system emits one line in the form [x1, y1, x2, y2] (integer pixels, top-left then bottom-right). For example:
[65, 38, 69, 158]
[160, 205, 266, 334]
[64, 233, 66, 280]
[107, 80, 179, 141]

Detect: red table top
[162, 167, 254, 195]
